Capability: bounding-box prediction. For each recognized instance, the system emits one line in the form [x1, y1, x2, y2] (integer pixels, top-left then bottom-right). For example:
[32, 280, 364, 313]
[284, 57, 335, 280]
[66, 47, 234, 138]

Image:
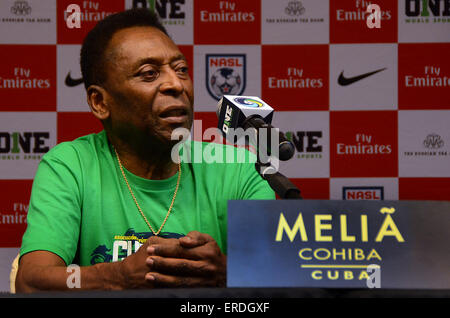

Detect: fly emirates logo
[200, 1, 255, 22]
[336, 0, 392, 22]
[63, 1, 114, 23]
[0, 67, 50, 89]
[268, 67, 324, 89]
[337, 133, 392, 155]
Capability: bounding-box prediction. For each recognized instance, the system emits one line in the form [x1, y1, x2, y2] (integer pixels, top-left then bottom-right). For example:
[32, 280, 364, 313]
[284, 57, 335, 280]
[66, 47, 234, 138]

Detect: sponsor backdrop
[0, 0, 448, 291]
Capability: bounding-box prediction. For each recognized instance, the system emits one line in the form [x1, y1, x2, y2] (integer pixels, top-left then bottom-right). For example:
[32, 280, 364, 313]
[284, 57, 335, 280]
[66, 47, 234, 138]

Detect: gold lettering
[359, 270, 370, 280]
[344, 271, 354, 280]
[312, 270, 322, 280]
[299, 248, 312, 260]
[332, 248, 346, 261]
[314, 248, 330, 260]
[315, 214, 332, 242]
[275, 212, 308, 242]
[367, 249, 382, 261]
[361, 215, 368, 242]
[340, 215, 356, 242]
[327, 271, 339, 280]
[375, 215, 405, 242]
[354, 248, 365, 260]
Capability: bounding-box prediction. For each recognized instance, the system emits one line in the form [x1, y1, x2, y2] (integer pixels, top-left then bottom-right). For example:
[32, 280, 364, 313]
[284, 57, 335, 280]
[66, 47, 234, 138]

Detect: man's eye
[141, 70, 159, 80]
[176, 66, 189, 76]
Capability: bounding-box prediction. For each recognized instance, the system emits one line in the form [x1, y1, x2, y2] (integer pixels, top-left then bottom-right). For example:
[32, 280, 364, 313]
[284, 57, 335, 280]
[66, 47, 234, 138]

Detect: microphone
[216, 95, 295, 161]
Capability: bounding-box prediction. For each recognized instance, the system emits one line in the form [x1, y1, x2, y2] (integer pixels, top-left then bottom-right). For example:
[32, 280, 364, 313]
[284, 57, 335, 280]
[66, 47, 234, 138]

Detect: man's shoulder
[47, 131, 107, 155]
[43, 131, 108, 163]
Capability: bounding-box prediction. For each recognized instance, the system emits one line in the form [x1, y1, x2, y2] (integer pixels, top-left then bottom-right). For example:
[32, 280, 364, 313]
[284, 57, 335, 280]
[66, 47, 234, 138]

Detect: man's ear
[86, 85, 110, 121]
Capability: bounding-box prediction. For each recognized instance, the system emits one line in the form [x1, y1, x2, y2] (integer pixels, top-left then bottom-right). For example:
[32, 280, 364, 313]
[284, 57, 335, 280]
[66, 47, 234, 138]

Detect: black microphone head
[279, 140, 295, 161]
[216, 95, 274, 140]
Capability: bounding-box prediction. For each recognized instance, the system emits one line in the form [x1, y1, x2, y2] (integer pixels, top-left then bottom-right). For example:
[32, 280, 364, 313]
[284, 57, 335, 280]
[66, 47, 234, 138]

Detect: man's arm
[16, 236, 160, 293]
[16, 251, 125, 292]
[15, 232, 226, 292]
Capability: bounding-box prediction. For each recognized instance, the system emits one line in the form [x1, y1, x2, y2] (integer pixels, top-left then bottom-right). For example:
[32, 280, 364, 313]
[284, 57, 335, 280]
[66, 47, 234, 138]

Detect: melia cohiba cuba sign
[227, 200, 450, 289]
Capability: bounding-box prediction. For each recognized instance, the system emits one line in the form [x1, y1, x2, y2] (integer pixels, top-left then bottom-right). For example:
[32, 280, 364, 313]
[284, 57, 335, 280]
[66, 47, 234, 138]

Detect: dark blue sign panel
[227, 200, 450, 289]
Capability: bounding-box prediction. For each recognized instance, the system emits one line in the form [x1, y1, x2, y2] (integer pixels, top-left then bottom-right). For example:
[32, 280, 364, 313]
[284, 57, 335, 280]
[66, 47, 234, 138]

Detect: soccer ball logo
[210, 67, 242, 98]
[206, 54, 246, 100]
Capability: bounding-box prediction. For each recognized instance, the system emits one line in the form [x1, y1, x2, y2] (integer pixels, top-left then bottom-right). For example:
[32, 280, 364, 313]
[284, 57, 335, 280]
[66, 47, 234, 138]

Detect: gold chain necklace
[114, 148, 181, 236]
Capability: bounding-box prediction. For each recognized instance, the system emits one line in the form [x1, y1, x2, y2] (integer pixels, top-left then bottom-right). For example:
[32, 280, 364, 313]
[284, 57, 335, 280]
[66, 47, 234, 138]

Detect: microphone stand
[241, 115, 302, 199]
[255, 161, 302, 200]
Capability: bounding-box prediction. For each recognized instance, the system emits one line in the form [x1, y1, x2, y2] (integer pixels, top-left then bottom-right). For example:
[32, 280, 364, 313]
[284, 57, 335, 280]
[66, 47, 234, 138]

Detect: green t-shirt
[20, 131, 275, 266]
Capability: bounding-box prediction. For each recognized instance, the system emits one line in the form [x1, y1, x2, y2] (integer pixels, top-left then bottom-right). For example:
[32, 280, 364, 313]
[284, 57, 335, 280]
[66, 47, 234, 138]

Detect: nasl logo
[343, 186, 384, 200]
[206, 54, 246, 100]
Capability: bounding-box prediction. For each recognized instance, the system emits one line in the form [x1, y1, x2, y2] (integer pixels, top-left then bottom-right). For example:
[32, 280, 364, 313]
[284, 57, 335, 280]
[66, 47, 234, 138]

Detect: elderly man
[16, 9, 274, 292]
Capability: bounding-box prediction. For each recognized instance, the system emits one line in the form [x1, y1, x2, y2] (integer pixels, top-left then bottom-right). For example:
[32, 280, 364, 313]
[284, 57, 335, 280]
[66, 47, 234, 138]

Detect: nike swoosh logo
[65, 72, 84, 87]
[338, 68, 387, 86]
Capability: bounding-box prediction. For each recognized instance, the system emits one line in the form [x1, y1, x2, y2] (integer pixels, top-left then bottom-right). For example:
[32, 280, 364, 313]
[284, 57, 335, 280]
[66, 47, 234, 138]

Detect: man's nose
[159, 68, 184, 95]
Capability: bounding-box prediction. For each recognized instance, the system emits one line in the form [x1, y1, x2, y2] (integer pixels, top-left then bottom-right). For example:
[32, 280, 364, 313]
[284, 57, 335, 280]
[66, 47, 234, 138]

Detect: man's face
[102, 26, 194, 146]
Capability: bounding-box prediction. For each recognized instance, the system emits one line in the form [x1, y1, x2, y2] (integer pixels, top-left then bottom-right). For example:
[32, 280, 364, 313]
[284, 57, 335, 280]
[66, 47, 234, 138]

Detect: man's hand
[117, 235, 178, 289]
[144, 231, 227, 287]
[16, 232, 226, 292]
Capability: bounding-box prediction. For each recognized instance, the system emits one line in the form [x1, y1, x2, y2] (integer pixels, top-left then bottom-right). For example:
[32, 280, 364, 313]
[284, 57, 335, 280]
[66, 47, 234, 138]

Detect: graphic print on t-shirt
[90, 228, 184, 265]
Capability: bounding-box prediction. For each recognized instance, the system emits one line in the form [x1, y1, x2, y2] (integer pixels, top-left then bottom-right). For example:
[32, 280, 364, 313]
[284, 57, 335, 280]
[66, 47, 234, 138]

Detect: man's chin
[167, 117, 192, 135]
[159, 123, 192, 145]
